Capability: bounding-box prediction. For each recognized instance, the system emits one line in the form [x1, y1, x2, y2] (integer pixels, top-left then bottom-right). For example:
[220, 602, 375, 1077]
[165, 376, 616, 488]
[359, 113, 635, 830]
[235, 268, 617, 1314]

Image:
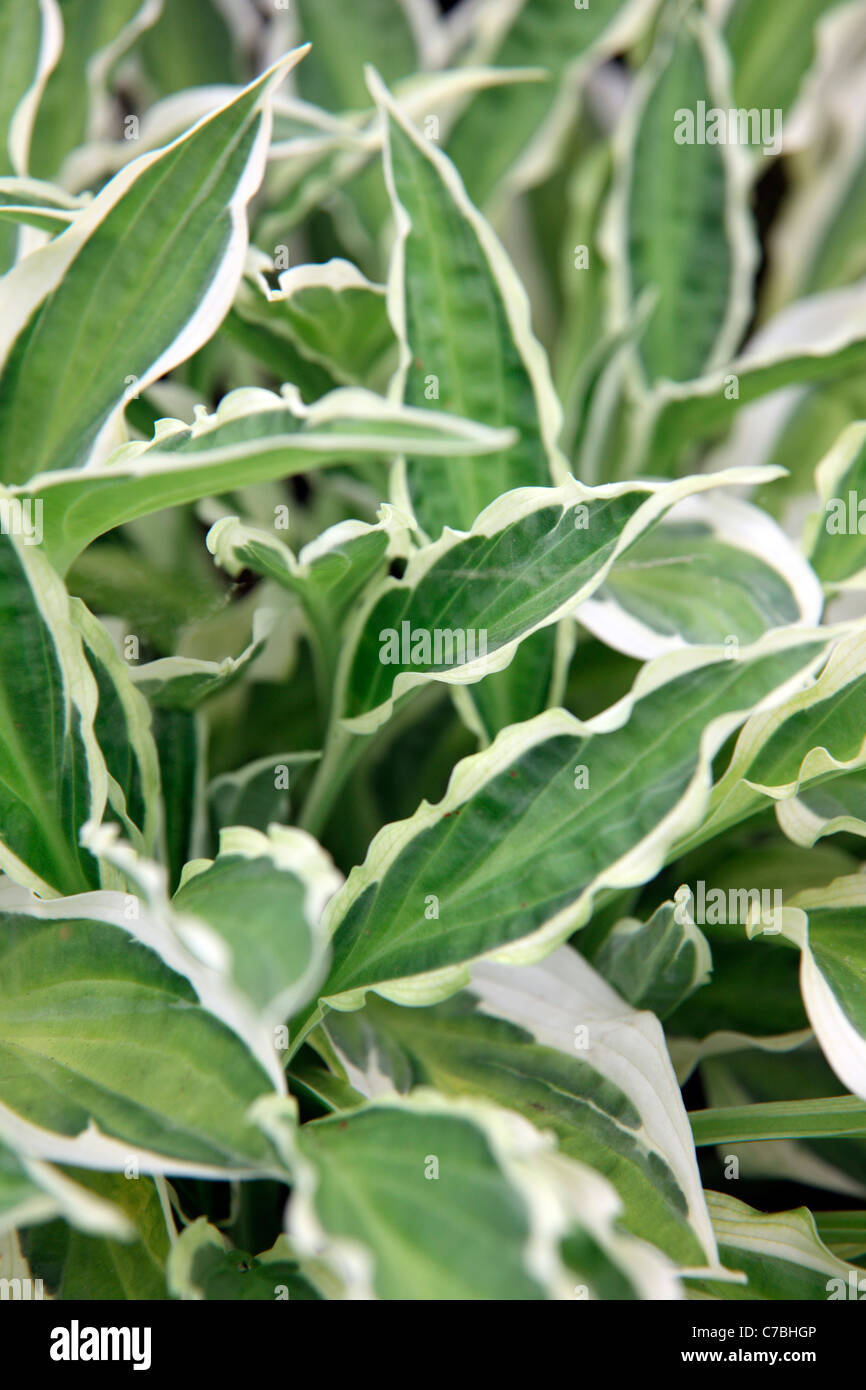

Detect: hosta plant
[2, 0, 866, 1303]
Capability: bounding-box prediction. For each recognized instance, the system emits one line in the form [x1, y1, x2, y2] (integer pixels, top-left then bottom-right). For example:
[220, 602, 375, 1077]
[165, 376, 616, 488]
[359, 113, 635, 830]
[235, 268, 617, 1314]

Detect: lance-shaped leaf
[336, 467, 792, 734]
[578, 492, 823, 659]
[804, 421, 866, 589]
[292, 629, 831, 1042]
[21, 386, 514, 574]
[0, 524, 106, 896]
[0, 885, 283, 1177]
[153, 706, 206, 894]
[71, 599, 161, 857]
[636, 280, 866, 473]
[0, 50, 303, 483]
[24, 1170, 170, 1300]
[254, 1090, 682, 1300]
[696, 1044, 866, 1198]
[600, 7, 757, 385]
[28, 0, 163, 180]
[590, 899, 712, 1020]
[445, 0, 660, 208]
[0, 1138, 133, 1240]
[372, 69, 561, 542]
[232, 258, 396, 390]
[207, 504, 410, 633]
[0, 0, 61, 269]
[686, 1191, 861, 1300]
[172, 825, 340, 1035]
[682, 624, 866, 849]
[763, 875, 866, 1102]
[322, 948, 723, 1271]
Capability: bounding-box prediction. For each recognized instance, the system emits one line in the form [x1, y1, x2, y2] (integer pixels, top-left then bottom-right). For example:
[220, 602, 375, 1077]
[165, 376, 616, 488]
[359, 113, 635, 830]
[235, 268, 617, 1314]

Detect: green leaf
[23, 386, 515, 574]
[602, 7, 757, 384]
[130, 615, 271, 713]
[776, 767, 866, 848]
[805, 421, 866, 588]
[0, 0, 61, 267]
[0, 525, 105, 896]
[257, 68, 545, 247]
[338, 468, 784, 733]
[323, 947, 723, 1270]
[686, 1191, 860, 1300]
[814, 1209, 866, 1260]
[580, 493, 822, 658]
[445, 0, 658, 209]
[293, 0, 422, 113]
[209, 751, 320, 839]
[28, 0, 162, 180]
[255, 1090, 681, 1299]
[696, 1044, 866, 1197]
[590, 899, 712, 1020]
[725, 0, 849, 116]
[0, 51, 302, 482]
[166, 1219, 321, 1301]
[0, 888, 282, 1175]
[172, 825, 339, 1031]
[71, 600, 161, 857]
[136, 0, 239, 98]
[373, 70, 561, 541]
[152, 706, 204, 894]
[759, 6, 866, 309]
[637, 281, 866, 473]
[682, 625, 866, 851]
[297, 630, 830, 1037]
[767, 875, 866, 1101]
[232, 257, 396, 389]
[690, 1094, 866, 1145]
[24, 1170, 170, 1300]
[207, 505, 408, 633]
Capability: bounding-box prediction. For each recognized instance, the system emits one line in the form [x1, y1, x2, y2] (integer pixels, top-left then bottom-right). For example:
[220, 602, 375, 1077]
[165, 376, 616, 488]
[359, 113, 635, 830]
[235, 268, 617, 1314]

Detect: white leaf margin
[315, 626, 835, 1022]
[578, 490, 824, 661]
[0, 48, 306, 469]
[252, 1089, 684, 1300]
[337, 465, 794, 734]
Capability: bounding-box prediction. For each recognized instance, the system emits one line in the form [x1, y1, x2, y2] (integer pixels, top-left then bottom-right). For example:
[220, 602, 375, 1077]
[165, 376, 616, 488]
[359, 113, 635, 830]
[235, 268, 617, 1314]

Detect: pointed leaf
[0, 52, 302, 481]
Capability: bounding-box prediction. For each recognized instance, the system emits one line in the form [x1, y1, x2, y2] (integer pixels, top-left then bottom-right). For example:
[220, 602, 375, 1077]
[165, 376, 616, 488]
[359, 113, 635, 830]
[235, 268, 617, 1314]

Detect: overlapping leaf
[20, 386, 513, 573]
[338, 468, 787, 733]
[291, 630, 831, 1043]
[255, 1090, 681, 1300]
[323, 948, 723, 1271]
